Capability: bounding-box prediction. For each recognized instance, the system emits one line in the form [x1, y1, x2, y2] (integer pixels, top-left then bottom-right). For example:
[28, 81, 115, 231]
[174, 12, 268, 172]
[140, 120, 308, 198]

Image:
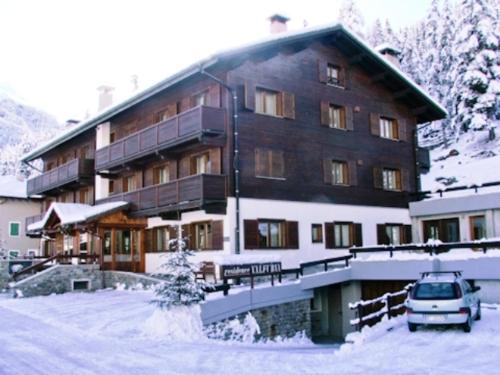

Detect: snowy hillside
[0, 90, 62, 177]
[422, 129, 500, 192]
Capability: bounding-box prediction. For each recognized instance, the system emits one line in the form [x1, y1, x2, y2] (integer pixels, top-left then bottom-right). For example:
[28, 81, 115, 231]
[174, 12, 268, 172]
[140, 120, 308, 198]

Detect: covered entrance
[27, 202, 147, 272]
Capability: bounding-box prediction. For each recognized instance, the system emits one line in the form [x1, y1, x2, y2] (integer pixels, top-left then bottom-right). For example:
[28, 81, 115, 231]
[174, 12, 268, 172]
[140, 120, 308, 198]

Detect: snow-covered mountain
[0, 90, 63, 177]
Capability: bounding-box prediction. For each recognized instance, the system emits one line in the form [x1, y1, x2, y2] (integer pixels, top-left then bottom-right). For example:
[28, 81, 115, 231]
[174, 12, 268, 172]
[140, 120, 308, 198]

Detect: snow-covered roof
[28, 201, 129, 231]
[22, 22, 447, 162]
[0, 175, 28, 199]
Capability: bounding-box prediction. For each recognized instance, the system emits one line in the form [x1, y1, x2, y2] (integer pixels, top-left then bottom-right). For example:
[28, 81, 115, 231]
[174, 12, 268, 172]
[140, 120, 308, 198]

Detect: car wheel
[408, 323, 417, 332]
[463, 314, 472, 333]
[475, 302, 481, 321]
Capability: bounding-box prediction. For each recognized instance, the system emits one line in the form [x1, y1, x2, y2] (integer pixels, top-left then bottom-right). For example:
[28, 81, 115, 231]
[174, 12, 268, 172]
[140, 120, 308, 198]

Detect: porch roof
[28, 201, 129, 232]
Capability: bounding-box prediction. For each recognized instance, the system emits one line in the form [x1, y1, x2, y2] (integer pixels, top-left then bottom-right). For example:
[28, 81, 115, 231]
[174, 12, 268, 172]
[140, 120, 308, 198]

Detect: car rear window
[413, 282, 459, 300]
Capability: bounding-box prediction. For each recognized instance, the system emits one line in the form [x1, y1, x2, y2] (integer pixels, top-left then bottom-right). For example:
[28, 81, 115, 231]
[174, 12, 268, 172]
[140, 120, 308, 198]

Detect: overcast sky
[0, 0, 435, 122]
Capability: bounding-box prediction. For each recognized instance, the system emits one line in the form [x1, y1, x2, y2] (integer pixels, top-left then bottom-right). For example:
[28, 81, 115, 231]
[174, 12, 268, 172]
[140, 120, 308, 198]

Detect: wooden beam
[411, 106, 428, 116]
[393, 88, 412, 100]
[348, 53, 366, 65]
[371, 72, 388, 84]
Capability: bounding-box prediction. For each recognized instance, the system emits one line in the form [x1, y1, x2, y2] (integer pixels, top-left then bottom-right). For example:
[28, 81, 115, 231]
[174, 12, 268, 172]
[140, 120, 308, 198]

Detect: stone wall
[250, 299, 311, 339]
[103, 271, 162, 290]
[0, 261, 10, 291]
[10, 265, 103, 298]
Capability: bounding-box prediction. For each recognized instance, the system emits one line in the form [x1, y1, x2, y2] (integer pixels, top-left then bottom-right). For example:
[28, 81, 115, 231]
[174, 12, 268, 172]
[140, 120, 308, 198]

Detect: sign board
[221, 262, 282, 279]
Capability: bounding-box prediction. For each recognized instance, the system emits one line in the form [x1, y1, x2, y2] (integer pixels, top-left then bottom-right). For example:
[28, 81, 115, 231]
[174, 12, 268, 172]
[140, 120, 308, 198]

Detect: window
[63, 235, 73, 254]
[109, 180, 115, 194]
[8, 250, 19, 259]
[328, 104, 346, 129]
[153, 164, 170, 185]
[109, 132, 116, 143]
[46, 162, 55, 171]
[331, 161, 348, 185]
[79, 233, 88, 254]
[258, 220, 285, 248]
[9, 222, 20, 237]
[191, 153, 210, 175]
[377, 224, 411, 245]
[327, 64, 341, 86]
[312, 224, 323, 243]
[386, 225, 401, 245]
[122, 176, 136, 193]
[255, 148, 285, 179]
[423, 218, 460, 243]
[379, 117, 398, 140]
[194, 222, 212, 250]
[470, 215, 486, 240]
[193, 90, 209, 107]
[103, 231, 112, 255]
[413, 283, 459, 300]
[334, 222, 352, 248]
[255, 88, 282, 116]
[155, 227, 173, 252]
[382, 168, 401, 191]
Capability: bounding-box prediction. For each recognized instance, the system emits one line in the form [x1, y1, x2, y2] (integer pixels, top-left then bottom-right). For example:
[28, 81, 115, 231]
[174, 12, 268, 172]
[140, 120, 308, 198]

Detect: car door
[462, 281, 477, 316]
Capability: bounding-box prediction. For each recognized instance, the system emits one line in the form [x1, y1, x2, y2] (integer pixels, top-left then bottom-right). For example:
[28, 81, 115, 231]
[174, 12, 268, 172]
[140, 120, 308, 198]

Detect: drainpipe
[199, 67, 241, 255]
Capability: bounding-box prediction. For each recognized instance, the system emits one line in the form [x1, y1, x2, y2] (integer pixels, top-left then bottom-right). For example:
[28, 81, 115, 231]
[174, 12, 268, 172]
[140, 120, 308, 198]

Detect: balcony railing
[96, 174, 227, 215]
[27, 158, 94, 196]
[25, 213, 45, 233]
[95, 106, 226, 171]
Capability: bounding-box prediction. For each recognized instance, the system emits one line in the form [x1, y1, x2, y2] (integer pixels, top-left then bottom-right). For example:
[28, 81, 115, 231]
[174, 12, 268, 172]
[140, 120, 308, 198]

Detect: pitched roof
[27, 201, 129, 232]
[22, 22, 447, 162]
[0, 175, 28, 199]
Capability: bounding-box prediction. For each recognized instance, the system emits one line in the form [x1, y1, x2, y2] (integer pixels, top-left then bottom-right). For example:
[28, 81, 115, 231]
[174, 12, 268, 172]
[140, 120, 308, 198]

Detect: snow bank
[355, 248, 500, 262]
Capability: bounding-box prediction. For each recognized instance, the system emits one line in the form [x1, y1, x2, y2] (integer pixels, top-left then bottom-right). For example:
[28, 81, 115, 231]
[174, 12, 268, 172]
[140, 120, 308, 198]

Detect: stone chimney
[97, 85, 114, 112]
[269, 14, 290, 34]
[375, 43, 401, 68]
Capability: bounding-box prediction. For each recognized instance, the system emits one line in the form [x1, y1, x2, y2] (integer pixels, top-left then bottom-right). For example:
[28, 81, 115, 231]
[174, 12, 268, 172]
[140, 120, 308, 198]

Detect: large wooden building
[23, 17, 446, 271]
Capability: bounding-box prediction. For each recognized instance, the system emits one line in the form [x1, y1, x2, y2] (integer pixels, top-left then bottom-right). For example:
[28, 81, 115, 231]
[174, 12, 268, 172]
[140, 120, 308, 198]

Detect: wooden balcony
[27, 158, 94, 196]
[96, 174, 227, 218]
[95, 106, 226, 172]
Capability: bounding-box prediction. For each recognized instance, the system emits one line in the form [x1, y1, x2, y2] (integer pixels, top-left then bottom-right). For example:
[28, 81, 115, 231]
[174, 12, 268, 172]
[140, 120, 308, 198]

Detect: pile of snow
[356, 248, 500, 262]
[0, 175, 27, 198]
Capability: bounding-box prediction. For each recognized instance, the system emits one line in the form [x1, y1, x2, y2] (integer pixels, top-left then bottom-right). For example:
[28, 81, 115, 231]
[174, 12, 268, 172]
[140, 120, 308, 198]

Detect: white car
[405, 271, 481, 332]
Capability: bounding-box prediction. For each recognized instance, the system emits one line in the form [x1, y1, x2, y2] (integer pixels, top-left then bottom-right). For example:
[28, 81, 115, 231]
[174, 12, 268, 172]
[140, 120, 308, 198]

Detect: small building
[409, 190, 500, 243]
[0, 175, 42, 258]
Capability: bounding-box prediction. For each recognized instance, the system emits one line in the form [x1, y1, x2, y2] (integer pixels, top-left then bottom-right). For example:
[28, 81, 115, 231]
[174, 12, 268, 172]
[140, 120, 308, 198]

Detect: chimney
[269, 14, 290, 34]
[97, 85, 114, 112]
[375, 43, 401, 68]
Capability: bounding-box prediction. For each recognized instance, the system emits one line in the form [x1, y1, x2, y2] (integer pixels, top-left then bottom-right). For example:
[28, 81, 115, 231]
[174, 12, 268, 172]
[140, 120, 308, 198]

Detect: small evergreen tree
[369, 18, 385, 47]
[151, 238, 206, 310]
[338, 0, 366, 38]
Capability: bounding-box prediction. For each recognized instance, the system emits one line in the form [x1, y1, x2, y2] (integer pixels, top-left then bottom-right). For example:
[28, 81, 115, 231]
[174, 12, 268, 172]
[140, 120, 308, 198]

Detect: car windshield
[413, 282, 458, 300]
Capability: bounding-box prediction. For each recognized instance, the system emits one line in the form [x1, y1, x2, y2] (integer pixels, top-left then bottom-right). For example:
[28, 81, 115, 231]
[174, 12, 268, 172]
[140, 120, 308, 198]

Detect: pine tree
[450, 0, 499, 138]
[151, 245, 207, 310]
[338, 0, 366, 39]
[369, 18, 385, 47]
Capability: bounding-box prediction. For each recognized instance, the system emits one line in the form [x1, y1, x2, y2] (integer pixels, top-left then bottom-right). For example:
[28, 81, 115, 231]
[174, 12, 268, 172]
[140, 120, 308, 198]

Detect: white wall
[146, 197, 411, 271]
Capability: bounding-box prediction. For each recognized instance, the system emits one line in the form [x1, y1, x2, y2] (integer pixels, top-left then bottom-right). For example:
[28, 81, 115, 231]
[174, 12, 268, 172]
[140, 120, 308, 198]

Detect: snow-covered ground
[0, 290, 498, 374]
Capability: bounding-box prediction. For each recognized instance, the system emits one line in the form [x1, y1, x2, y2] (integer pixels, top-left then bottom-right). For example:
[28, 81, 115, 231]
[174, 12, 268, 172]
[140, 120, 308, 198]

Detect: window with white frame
[9, 222, 20, 237]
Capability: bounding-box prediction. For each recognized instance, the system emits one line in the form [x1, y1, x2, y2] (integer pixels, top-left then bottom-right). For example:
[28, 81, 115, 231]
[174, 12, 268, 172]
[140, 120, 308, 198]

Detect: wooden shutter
[401, 168, 411, 192]
[169, 160, 178, 180]
[318, 59, 328, 83]
[338, 66, 347, 87]
[145, 229, 154, 252]
[325, 222, 334, 249]
[208, 84, 221, 107]
[323, 159, 332, 184]
[179, 156, 190, 178]
[370, 113, 380, 136]
[244, 220, 259, 249]
[209, 148, 222, 174]
[272, 151, 285, 178]
[169, 226, 178, 242]
[282, 92, 295, 119]
[403, 225, 413, 244]
[181, 224, 192, 250]
[377, 224, 389, 245]
[180, 97, 191, 112]
[345, 106, 354, 131]
[348, 160, 358, 186]
[373, 167, 383, 189]
[320, 101, 330, 126]
[286, 221, 299, 249]
[353, 223, 363, 247]
[211, 220, 223, 250]
[244, 81, 255, 111]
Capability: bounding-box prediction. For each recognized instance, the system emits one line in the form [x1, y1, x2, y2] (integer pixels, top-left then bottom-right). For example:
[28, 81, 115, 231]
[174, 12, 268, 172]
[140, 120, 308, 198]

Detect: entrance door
[101, 228, 142, 271]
